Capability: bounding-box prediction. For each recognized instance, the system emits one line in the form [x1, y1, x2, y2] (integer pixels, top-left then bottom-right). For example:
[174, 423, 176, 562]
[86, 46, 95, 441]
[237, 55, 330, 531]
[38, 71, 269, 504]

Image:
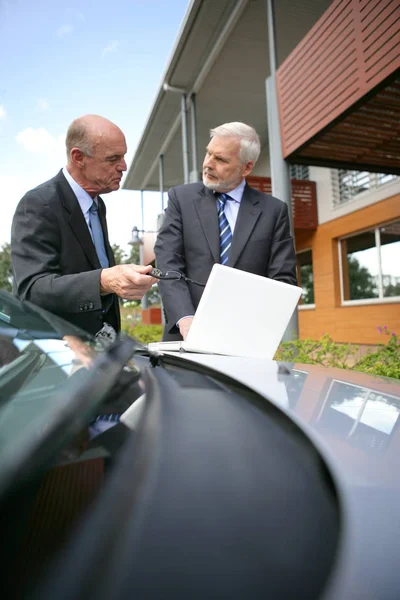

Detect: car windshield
[0, 291, 133, 498]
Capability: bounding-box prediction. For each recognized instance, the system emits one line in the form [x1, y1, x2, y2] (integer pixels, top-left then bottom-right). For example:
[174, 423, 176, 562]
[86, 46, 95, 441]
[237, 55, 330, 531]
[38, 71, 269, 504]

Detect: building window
[333, 170, 398, 207]
[339, 220, 400, 302]
[290, 165, 309, 180]
[297, 249, 314, 306]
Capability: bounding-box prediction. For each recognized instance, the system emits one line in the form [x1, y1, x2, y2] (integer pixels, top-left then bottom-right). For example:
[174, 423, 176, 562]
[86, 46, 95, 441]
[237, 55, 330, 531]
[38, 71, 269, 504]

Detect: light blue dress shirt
[62, 167, 98, 242]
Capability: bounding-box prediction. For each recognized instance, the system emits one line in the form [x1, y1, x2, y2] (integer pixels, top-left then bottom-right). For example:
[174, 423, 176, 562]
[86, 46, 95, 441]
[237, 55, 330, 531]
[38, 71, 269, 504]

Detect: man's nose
[203, 154, 213, 168]
[118, 158, 127, 172]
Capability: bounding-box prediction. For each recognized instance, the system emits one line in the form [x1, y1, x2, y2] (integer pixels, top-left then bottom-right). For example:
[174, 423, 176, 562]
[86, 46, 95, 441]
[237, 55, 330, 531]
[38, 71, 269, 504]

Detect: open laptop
[148, 264, 302, 359]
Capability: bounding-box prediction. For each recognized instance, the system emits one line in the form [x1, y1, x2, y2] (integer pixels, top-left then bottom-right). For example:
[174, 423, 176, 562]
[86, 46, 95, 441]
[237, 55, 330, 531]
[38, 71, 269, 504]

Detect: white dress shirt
[214, 178, 246, 233]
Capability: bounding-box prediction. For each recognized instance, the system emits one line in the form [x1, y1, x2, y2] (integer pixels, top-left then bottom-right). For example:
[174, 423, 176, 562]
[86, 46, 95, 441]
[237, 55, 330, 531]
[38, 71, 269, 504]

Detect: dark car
[0, 290, 399, 600]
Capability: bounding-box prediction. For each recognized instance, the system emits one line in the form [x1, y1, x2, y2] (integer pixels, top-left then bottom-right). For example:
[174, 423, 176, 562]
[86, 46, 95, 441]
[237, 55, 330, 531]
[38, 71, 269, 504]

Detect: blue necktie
[218, 193, 232, 265]
[89, 200, 109, 268]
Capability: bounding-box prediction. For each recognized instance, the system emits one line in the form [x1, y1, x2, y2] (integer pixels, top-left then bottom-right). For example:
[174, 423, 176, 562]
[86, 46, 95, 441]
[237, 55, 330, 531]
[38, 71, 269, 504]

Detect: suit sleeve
[154, 188, 196, 334]
[11, 191, 103, 315]
[267, 202, 298, 286]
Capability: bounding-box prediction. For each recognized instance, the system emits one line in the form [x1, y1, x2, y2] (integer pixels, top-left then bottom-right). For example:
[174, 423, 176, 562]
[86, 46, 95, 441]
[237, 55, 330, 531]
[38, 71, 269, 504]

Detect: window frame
[338, 219, 400, 306]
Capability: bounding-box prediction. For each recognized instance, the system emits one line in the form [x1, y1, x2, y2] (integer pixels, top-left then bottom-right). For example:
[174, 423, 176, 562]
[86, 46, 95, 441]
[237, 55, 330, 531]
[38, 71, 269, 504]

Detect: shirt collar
[62, 167, 97, 213]
[214, 178, 246, 203]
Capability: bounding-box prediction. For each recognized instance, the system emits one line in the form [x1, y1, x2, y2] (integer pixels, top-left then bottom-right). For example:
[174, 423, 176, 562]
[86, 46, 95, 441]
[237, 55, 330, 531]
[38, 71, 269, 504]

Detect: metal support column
[181, 93, 190, 184]
[266, 0, 298, 340]
[159, 153, 165, 212]
[139, 189, 148, 309]
[189, 93, 200, 182]
[140, 189, 145, 231]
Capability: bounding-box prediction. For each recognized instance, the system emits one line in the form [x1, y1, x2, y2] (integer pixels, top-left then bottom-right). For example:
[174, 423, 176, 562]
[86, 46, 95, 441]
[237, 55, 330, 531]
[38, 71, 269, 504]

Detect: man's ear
[70, 147, 86, 167]
[243, 161, 254, 177]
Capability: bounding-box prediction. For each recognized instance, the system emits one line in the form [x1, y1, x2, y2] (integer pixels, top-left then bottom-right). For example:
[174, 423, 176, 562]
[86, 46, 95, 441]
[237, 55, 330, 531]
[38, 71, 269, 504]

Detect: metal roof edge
[123, 0, 202, 190]
[124, 0, 250, 191]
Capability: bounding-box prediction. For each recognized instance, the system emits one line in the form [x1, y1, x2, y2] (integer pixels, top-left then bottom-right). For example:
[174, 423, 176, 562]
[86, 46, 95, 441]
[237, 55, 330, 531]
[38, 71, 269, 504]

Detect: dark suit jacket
[154, 182, 297, 340]
[11, 170, 120, 335]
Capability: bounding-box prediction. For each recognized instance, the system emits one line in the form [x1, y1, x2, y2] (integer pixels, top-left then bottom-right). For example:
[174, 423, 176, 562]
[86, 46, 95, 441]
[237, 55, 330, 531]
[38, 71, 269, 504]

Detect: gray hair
[210, 122, 260, 164]
[65, 119, 94, 159]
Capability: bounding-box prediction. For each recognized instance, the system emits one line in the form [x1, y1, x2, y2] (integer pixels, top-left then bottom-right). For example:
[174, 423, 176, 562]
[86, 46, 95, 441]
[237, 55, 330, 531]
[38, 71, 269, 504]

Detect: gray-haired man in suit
[154, 121, 297, 342]
[11, 114, 156, 337]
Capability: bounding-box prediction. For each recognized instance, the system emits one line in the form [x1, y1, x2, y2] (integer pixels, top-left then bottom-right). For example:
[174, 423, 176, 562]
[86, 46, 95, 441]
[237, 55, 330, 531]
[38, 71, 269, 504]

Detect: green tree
[111, 242, 160, 306]
[384, 283, 400, 298]
[348, 256, 377, 300]
[0, 243, 12, 292]
[111, 243, 127, 265]
[125, 243, 140, 265]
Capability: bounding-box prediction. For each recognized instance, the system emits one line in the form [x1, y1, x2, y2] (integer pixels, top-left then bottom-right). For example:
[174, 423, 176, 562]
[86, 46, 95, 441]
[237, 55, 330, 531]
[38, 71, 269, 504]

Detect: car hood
[159, 352, 400, 600]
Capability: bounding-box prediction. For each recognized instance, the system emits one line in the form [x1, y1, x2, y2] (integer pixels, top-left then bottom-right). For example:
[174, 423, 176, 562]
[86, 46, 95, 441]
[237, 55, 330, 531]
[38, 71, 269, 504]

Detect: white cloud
[0, 105, 6, 120]
[102, 40, 120, 56]
[57, 24, 73, 37]
[35, 98, 49, 112]
[16, 127, 65, 155]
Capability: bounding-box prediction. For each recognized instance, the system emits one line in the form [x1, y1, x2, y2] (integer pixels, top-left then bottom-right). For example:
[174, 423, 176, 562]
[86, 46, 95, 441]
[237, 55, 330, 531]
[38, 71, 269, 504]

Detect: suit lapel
[56, 171, 101, 269]
[228, 184, 261, 267]
[194, 187, 220, 263]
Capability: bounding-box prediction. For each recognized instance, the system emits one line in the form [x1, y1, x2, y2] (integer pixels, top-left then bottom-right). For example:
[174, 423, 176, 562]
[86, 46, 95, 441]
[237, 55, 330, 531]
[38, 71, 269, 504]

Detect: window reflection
[341, 232, 378, 300]
[297, 250, 315, 304]
[314, 380, 400, 455]
[380, 221, 400, 298]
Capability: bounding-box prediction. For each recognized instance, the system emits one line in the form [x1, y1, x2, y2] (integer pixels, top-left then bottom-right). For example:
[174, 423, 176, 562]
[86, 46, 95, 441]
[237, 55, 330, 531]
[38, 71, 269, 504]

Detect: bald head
[66, 114, 124, 161]
[65, 114, 127, 197]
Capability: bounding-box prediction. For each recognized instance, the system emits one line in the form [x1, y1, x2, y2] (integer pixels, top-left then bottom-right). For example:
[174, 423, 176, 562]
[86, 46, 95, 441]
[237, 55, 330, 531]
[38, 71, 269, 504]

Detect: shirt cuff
[176, 315, 194, 326]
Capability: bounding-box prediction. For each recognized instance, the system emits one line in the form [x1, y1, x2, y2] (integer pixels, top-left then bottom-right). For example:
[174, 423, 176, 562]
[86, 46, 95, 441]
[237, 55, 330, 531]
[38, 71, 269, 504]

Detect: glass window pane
[339, 170, 370, 204]
[380, 221, 400, 298]
[377, 173, 397, 186]
[290, 165, 309, 180]
[341, 231, 379, 300]
[297, 250, 314, 304]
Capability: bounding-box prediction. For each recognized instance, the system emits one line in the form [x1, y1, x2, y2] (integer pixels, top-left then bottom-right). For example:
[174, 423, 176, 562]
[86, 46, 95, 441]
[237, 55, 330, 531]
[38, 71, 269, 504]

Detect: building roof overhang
[123, 0, 333, 192]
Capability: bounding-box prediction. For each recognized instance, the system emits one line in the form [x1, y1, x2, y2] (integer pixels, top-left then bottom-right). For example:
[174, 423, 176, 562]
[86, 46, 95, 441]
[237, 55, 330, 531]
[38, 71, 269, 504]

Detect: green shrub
[353, 327, 400, 380]
[275, 327, 400, 380]
[274, 333, 358, 369]
[122, 322, 163, 344]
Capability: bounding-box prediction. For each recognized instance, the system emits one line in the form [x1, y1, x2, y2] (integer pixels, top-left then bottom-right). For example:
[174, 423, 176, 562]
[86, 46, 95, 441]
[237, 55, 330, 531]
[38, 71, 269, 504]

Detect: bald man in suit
[11, 115, 155, 336]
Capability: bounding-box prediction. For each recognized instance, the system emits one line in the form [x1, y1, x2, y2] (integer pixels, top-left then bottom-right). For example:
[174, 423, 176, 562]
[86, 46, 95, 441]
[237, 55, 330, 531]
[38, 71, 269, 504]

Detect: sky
[0, 0, 188, 253]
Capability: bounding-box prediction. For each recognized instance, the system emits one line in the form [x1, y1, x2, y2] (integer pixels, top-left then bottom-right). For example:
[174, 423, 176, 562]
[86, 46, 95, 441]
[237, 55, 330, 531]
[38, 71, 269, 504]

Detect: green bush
[354, 327, 400, 380]
[122, 322, 163, 344]
[275, 327, 400, 380]
[274, 333, 358, 369]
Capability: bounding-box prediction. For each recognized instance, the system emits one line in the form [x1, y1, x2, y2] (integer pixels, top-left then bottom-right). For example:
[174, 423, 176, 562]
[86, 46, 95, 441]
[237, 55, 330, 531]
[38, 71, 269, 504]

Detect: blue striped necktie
[218, 193, 232, 265]
[89, 200, 109, 268]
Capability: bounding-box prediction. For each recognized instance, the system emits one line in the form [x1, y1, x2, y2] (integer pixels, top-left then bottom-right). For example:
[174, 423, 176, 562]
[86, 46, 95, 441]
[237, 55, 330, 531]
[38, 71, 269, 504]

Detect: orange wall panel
[295, 193, 400, 344]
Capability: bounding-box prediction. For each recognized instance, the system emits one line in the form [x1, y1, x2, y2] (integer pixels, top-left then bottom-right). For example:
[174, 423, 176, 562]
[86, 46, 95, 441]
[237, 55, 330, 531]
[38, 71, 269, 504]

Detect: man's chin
[202, 176, 219, 191]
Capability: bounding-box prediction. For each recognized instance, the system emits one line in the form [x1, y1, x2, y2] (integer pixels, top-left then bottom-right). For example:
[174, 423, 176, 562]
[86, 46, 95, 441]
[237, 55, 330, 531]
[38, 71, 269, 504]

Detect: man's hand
[178, 316, 194, 341]
[100, 264, 156, 300]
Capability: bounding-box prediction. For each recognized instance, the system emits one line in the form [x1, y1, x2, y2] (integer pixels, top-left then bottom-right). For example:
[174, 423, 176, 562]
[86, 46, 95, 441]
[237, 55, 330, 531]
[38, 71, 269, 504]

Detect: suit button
[83, 304, 88, 310]
[89, 302, 94, 309]
[79, 306, 83, 311]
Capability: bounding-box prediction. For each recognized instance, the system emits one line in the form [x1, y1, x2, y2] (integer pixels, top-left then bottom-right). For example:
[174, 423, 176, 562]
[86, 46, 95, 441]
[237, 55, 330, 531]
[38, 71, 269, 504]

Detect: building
[124, 0, 400, 345]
